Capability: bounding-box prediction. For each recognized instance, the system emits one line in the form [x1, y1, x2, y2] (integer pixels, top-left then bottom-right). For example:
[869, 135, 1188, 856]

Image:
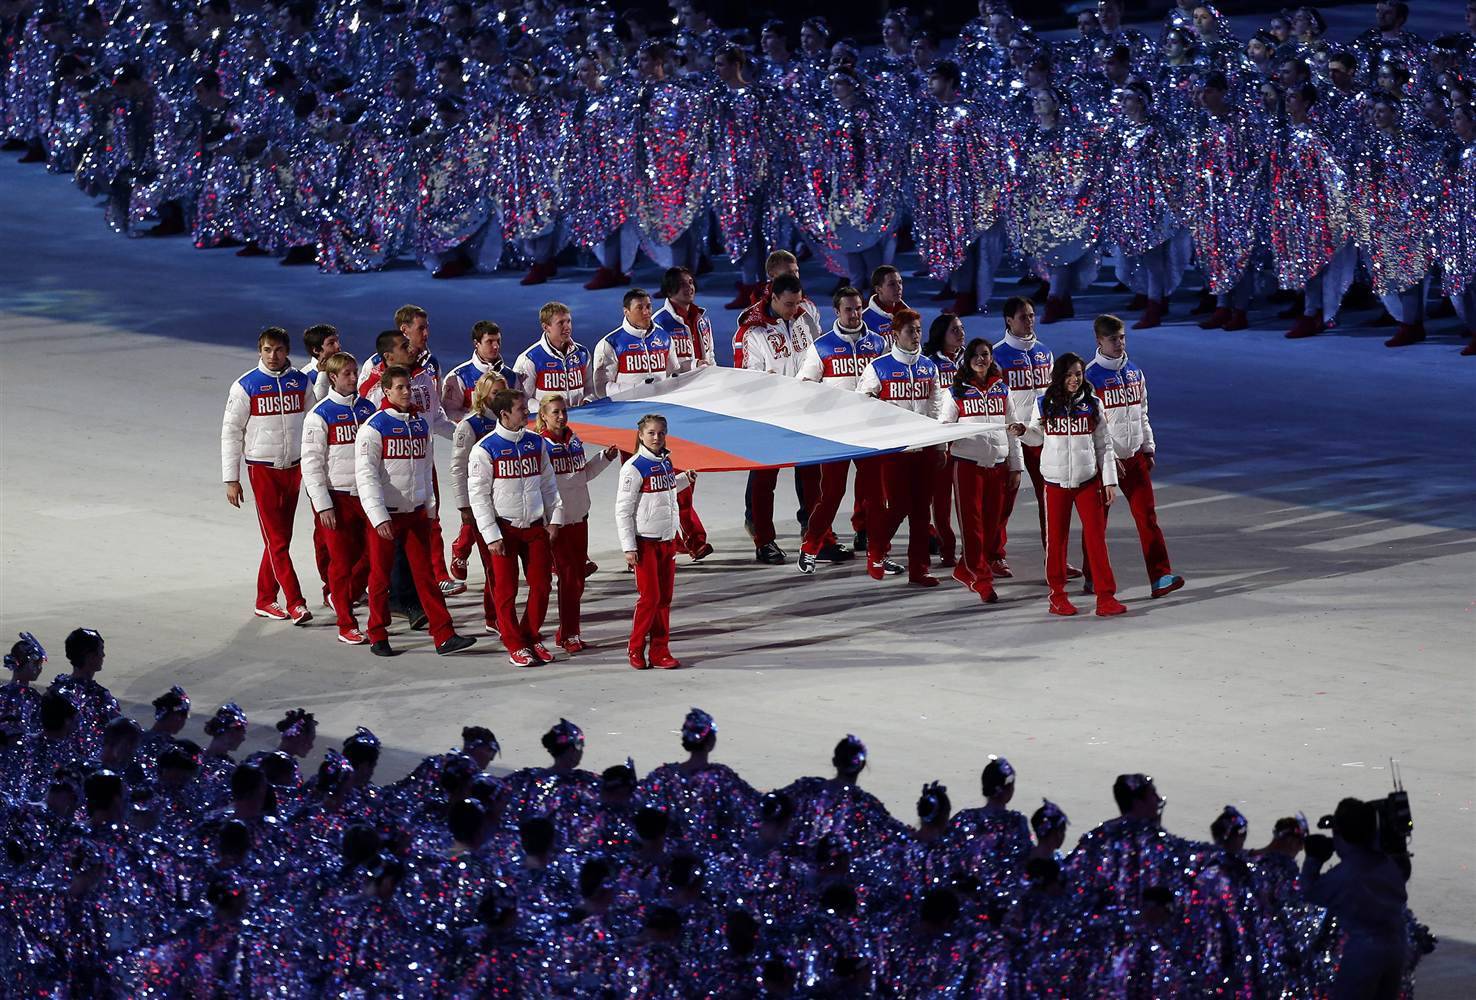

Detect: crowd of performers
[221, 273, 1189, 666]
[0, 631, 1432, 995]
[4, 0, 1476, 352]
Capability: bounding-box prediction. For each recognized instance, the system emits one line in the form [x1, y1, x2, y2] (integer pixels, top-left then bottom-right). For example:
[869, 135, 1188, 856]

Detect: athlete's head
[891, 308, 923, 352]
[1003, 297, 1036, 339]
[765, 249, 799, 280]
[1094, 314, 1126, 359]
[302, 323, 340, 360]
[257, 327, 290, 371]
[471, 320, 501, 363]
[623, 288, 654, 329]
[661, 266, 697, 306]
[490, 388, 527, 430]
[635, 413, 668, 455]
[833, 285, 864, 328]
[470, 371, 509, 418]
[394, 304, 429, 352]
[536, 393, 568, 434]
[870, 264, 903, 306]
[376, 330, 413, 367]
[540, 302, 573, 349]
[382, 366, 413, 411]
[956, 338, 999, 392]
[321, 352, 358, 395]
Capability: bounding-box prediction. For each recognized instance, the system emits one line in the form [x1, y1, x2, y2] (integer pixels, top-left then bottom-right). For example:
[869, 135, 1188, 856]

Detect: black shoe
[409, 611, 430, 631]
[816, 543, 855, 563]
[798, 552, 817, 575]
[881, 559, 904, 576]
[755, 542, 787, 565]
[853, 530, 868, 552]
[436, 634, 477, 655]
[928, 536, 941, 556]
[369, 640, 398, 657]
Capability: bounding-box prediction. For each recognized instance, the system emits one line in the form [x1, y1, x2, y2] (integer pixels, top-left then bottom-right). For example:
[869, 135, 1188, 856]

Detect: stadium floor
[1, 150, 1472, 991]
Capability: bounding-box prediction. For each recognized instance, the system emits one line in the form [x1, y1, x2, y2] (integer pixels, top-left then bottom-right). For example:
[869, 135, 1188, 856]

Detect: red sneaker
[1096, 598, 1128, 616]
[1133, 301, 1164, 330]
[254, 603, 290, 621]
[1049, 596, 1079, 616]
[1383, 323, 1426, 348]
[628, 648, 650, 670]
[909, 576, 940, 588]
[951, 565, 975, 588]
[288, 605, 313, 626]
[531, 643, 556, 664]
[559, 635, 588, 654]
[337, 628, 367, 645]
[649, 649, 682, 669]
[988, 559, 1012, 579]
[867, 561, 887, 581]
[508, 648, 539, 667]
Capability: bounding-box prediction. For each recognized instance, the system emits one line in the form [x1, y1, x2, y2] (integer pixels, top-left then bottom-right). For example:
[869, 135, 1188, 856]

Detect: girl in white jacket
[615, 414, 694, 670]
[537, 395, 618, 654]
[449, 372, 507, 634]
[1020, 353, 1127, 618]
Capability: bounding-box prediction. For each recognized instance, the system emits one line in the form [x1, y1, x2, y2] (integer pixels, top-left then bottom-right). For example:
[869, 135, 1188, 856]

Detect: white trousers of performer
[1451, 284, 1476, 333]
[595, 222, 640, 275]
[1303, 241, 1358, 321]
[1044, 246, 1100, 298]
[1119, 229, 1193, 302]
[423, 220, 503, 274]
[1378, 277, 1429, 325]
[520, 218, 567, 266]
[948, 219, 1007, 300]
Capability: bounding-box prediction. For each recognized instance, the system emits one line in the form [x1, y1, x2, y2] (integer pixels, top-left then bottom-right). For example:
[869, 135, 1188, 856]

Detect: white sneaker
[439, 579, 467, 597]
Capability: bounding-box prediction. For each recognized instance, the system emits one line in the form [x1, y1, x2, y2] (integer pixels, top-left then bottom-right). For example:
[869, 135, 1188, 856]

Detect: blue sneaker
[1151, 574, 1185, 599]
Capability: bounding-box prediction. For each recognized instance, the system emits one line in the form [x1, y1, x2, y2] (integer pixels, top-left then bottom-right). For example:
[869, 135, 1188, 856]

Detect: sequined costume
[1438, 138, 1476, 321]
[1008, 112, 1107, 278]
[46, 674, 120, 761]
[908, 97, 1008, 281]
[1108, 115, 1193, 304]
[415, 106, 501, 273]
[632, 77, 712, 263]
[708, 81, 772, 279]
[1184, 105, 1264, 295]
[1267, 118, 1351, 291]
[1351, 126, 1440, 298]
[495, 88, 570, 250]
[638, 761, 760, 854]
[566, 80, 638, 267]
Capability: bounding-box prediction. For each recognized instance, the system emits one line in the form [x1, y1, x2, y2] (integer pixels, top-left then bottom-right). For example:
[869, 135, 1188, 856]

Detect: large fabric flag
[565, 367, 993, 471]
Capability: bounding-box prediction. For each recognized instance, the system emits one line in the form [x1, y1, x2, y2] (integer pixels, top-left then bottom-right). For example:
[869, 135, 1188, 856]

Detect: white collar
[492, 422, 524, 442]
[891, 345, 921, 364]
[468, 353, 496, 374]
[541, 334, 581, 358]
[326, 389, 356, 404]
[1002, 332, 1038, 352]
[636, 444, 667, 461]
[1093, 349, 1128, 371]
[621, 319, 653, 338]
[832, 322, 866, 339]
[257, 361, 292, 377]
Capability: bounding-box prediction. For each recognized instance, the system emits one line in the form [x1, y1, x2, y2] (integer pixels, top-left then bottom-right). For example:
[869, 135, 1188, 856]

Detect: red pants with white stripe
[366, 509, 455, 646]
[953, 459, 1010, 590]
[800, 460, 855, 556]
[489, 520, 552, 654]
[461, 520, 496, 629]
[1044, 478, 1117, 604]
[247, 464, 305, 610]
[429, 470, 449, 581]
[998, 443, 1047, 559]
[750, 466, 820, 547]
[871, 449, 941, 581]
[550, 518, 589, 640]
[312, 521, 331, 601]
[631, 537, 677, 655]
[1083, 452, 1171, 585]
[931, 454, 957, 563]
[321, 492, 371, 631]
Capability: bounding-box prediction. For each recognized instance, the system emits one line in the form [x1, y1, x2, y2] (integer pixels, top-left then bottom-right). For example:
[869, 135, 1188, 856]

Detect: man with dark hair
[593, 289, 678, 397]
[299, 323, 340, 402]
[355, 366, 476, 658]
[651, 267, 715, 561]
[737, 272, 823, 564]
[221, 327, 313, 624]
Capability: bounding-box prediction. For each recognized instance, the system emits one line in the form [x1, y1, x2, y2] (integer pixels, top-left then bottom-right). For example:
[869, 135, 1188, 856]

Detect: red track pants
[322, 491, 370, 631]
[953, 459, 1010, 590]
[312, 521, 331, 601]
[462, 522, 496, 629]
[750, 467, 820, 547]
[550, 518, 589, 640]
[871, 449, 941, 581]
[429, 470, 449, 581]
[1044, 478, 1117, 605]
[366, 509, 455, 646]
[489, 520, 553, 653]
[1084, 452, 1172, 586]
[247, 464, 305, 610]
[851, 457, 881, 535]
[998, 443, 1047, 559]
[931, 454, 957, 563]
[630, 537, 677, 655]
[452, 522, 477, 571]
[800, 460, 856, 556]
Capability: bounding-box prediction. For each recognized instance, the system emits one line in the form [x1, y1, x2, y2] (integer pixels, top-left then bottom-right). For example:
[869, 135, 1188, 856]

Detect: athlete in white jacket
[537, 394, 618, 654]
[616, 415, 694, 671]
[221, 327, 312, 625]
[466, 389, 564, 667]
[1020, 351, 1126, 619]
[855, 309, 946, 585]
[447, 371, 505, 634]
[1082, 315, 1182, 599]
[300, 352, 377, 643]
[354, 366, 475, 657]
[592, 289, 678, 398]
[514, 302, 594, 406]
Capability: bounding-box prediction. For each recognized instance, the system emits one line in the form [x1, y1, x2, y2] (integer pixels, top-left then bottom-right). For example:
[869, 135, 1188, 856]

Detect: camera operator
[1302, 797, 1410, 1000]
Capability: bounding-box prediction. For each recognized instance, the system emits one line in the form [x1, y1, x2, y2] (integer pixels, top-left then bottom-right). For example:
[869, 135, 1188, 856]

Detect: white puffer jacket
[221, 363, 311, 481]
[1083, 351, 1156, 460]
[1025, 391, 1119, 490]
[467, 425, 565, 545]
[301, 391, 376, 512]
[355, 406, 437, 527]
[938, 378, 1024, 470]
[615, 446, 690, 551]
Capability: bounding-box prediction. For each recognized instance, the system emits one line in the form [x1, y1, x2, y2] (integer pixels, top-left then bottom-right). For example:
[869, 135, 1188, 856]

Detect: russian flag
[566, 368, 993, 472]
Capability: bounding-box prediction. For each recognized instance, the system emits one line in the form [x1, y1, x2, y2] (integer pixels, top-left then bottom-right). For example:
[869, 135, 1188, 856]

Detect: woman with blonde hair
[449, 371, 508, 636]
[536, 394, 618, 654]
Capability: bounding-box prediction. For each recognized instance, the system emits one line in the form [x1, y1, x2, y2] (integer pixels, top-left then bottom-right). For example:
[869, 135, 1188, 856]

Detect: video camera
[1310, 760, 1413, 860]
